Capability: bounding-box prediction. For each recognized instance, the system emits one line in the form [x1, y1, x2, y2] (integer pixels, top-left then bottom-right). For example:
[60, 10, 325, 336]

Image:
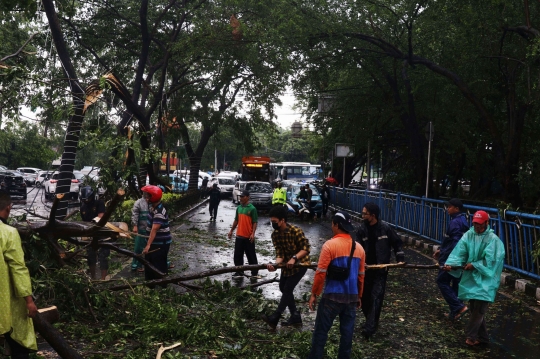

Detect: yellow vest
[272, 187, 287, 204]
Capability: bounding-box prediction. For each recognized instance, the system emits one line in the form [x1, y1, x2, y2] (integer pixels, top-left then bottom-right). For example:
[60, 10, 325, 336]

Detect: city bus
[240, 156, 271, 182]
[269, 162, 322, 183]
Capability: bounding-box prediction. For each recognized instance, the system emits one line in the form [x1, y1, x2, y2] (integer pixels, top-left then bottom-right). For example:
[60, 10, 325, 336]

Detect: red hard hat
[141, 185, 163, 203]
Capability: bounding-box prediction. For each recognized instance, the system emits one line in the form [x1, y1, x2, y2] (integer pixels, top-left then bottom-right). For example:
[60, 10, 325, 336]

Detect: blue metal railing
[330, 187, 540, 280]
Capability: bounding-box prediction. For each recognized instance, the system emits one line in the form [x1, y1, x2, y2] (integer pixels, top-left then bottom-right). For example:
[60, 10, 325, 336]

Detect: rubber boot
[261, 311, 282, 329]
[281, 311, 302, 327]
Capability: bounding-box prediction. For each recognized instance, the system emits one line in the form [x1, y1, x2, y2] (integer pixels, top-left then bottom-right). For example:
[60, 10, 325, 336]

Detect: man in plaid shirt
[262, 206, 311, 329]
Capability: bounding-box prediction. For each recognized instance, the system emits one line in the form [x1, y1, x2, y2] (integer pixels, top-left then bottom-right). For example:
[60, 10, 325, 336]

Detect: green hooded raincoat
[445, 226, 506, 303]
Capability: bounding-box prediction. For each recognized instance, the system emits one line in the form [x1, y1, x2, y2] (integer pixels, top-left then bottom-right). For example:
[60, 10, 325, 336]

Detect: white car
[210, 177, 236, 196]
[35, 170, 53, 187]
[232, 181, 247, 203]
[16, 167, 41, 186]
[80, 166, 100, 176]
[43, 172, 80, 200]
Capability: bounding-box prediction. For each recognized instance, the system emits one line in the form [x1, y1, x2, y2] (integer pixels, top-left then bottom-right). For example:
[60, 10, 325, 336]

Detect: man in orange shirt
[308, 211, 366, 359]
[228, 190, 258, 278]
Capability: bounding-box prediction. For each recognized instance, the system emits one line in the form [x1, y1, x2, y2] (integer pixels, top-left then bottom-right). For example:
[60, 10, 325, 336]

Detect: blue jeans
[436, 270, 464, 316]
[308, 298, 357, 359]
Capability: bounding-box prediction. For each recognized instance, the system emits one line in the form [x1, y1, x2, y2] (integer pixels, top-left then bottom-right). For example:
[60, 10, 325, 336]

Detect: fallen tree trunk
[62, 237, 166, 278]
[32, 312, 84, 359]
[109, 262, 441, 291]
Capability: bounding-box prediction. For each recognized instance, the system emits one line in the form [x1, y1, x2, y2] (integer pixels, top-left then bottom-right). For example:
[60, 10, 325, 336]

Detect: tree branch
[0, 33, 37, 62]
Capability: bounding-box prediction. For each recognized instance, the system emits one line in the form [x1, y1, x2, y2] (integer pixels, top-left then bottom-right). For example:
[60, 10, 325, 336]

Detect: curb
[175, 198, 209, 219]
[397, 233, 540, 301]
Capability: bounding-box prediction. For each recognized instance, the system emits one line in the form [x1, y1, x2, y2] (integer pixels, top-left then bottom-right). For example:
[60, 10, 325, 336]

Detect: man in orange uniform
[308, 211, 366, 359]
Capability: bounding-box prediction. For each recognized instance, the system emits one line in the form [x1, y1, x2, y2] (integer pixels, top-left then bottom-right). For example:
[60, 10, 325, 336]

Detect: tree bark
[42, 0, 86, 219]
[109, 263, 441, 291]
[32, 312, 84, 359]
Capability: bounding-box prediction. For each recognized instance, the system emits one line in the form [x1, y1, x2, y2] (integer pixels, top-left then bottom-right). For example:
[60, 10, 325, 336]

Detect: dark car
[244, 181, 273, 209]
[286, 183, 323, 218]
[0, 170, 27, 200]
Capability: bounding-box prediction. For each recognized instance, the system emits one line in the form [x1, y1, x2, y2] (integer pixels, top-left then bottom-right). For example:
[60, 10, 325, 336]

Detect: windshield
[218, 178, 235, 185]
[245, 183, 272, 193]
[291, 185, 320, 196]
[73, 172, 85, 180]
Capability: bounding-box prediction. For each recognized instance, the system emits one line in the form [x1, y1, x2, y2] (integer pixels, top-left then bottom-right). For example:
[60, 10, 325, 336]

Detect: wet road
[151, 198, 540, 359]
[10, 186, 79, 219]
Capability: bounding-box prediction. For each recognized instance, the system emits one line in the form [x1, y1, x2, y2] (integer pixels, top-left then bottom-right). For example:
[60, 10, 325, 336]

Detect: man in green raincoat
[443, 210, 505, 347]
[0, 191, 38, 358]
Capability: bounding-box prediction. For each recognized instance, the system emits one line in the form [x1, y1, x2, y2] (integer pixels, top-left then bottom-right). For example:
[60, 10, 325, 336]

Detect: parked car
[285, 183, 323, 218]
[80, 166, 100, 176]
[35, 170, 53, 187]
[168, 175, 188, 193]
[232, 181, 247, 203]
[0, 170, 27, 200]
[243, 181, 273, 209]
[172, 170, 208, 188]
[16, 167, 42, 186]
[78, 174, 106, 197]
[0, 165, 7, 171]
[43, 172, 80, 200]
[210, 177, 236, 196]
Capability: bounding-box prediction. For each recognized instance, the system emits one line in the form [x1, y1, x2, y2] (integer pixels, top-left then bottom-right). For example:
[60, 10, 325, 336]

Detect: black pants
[361, 269, 388, 335]
[466, 299, 490, 343]
[234, 236, 258, 276]
[145, 243, 170, 282]
[322, 199, 329, 216]
[4, 332, 30, 359]
[277, 268, 308, 314]
[209, 202, 219, 218]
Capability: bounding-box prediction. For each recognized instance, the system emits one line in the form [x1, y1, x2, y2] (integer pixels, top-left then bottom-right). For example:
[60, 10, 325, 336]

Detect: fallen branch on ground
[109, 262, 441, 291]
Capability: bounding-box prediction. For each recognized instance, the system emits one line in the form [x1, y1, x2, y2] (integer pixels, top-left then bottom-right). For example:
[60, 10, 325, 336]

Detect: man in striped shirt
[141, 185, 172, 282]
[308, 211, 366, 359]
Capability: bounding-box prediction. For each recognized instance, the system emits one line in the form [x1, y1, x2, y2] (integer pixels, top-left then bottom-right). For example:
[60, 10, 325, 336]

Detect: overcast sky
[274, 92, 303, 130]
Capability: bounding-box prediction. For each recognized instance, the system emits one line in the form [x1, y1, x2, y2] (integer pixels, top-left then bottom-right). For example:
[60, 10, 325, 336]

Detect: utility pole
[366, 140, 371, 190]
[425, 122, 434, 198]
[214, 149, 217, 174]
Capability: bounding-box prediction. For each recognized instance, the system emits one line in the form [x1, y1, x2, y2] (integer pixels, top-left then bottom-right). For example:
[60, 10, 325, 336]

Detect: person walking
[433, 198, 469, 320]
[80, 186, 108, 280]
[443, 210, 505, 346]
[207, 183, 221, 221]
[200, 176, 209, 198]
[320, 183, 330, 217]
[227, 190, 259, 278]
[271, 180, 287, 207]
[262, 206, 310, 329]
[141, 185, 172, 282]
[307, 211, 366, 359]
[356, 202, 405, 339]
[0, 191, 38, 359]
[131, 196, 149, 272]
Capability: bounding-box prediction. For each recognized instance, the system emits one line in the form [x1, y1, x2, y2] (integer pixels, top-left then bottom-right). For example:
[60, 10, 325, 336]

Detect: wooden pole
[109, 262, 443, 291]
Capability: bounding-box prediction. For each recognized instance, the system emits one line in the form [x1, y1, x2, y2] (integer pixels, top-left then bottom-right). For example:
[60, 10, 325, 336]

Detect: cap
[445, 198, 463, 210]
[240, 190, 250, 197]
[332, 211, 355, 233]
[472, 210, 489, 224]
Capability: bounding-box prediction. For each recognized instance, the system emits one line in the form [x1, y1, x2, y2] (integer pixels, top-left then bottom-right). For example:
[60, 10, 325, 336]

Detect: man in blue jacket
[443, 210, 505, 346]
[433, 198, 470, 320]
